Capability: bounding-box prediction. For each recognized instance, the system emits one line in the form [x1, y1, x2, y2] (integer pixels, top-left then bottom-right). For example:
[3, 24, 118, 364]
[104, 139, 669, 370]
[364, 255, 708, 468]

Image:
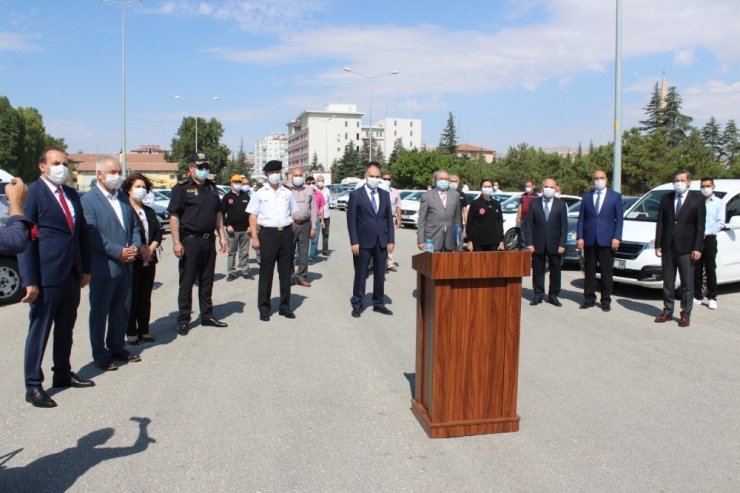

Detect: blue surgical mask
[195, 168, 209, 181]
[436, 179, 450, 191]
[292, 176, 305, 187]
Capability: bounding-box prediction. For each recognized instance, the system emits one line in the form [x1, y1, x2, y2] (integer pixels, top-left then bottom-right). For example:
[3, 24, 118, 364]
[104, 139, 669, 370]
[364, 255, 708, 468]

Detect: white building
[253, 134, 288, 173]
[286, 103, 421, 174]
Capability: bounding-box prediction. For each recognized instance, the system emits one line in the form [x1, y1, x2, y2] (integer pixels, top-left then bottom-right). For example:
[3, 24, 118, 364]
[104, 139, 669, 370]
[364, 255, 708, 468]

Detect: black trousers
[583, 244, 614, 304]
[24, 268, 80, 389]
[258, 227, 294, 315]
[178, 236, 216, 324]
[661, 245, 694, 314]
[128, 261, 156, 337]
[473, 244, 495, 251]
[694, 235, 717, 300]
[531, 251, 562, 301]
[351, 240, 388, 308]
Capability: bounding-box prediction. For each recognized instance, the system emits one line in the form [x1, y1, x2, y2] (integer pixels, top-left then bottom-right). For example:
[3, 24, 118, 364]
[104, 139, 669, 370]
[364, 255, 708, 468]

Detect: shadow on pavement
[0, 417, 155, 493]
[403, 372, 416, 397]
[617, 298, 661, 316]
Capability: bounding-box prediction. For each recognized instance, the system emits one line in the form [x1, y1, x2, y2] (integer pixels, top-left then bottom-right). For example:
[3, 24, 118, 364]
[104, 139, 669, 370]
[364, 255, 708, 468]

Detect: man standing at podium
[347, 162, 395, 318]
[416, 169, 462, 252]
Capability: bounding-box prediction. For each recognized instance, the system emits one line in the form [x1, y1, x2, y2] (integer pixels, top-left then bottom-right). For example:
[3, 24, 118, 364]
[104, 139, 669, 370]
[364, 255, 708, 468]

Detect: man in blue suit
[18, 148, 94, 408]
[346, 162, 395, 318]
[576, 169, 624, 312]
[81, 156, 141, 371]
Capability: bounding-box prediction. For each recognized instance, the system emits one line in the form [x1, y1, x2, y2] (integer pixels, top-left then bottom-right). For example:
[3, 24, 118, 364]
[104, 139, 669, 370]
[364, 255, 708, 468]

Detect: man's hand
[173, 242, 184, 258]
[251, 237, 260, 251]
[226, 225, 234, 234]
[467, 242, 474, 252]
[219, 236, 228, 253]
[5, 177, 27, 216]
[417, 242, 425, 251]
[118, 246, 138, 262]
[497, 242, 505, 251]
[691, 250, 702, 261]
[558, 247, 565, 255]
[655, 247, 662, 257]
[526, 245, 535, 252]
[387, 243, 395, 254]
[351, 244, 360, 256]
[141, 245, 153, 262]
[309, 227, 316, 239]
[611, 239, 620, 250]
[81, 273, 91, 288]
[576, 239, 584, 250]
[22, 285, 39, 303]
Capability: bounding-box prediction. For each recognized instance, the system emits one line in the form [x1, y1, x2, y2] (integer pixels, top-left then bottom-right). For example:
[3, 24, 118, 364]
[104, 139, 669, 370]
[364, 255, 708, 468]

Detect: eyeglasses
[194, 163, 209, 170]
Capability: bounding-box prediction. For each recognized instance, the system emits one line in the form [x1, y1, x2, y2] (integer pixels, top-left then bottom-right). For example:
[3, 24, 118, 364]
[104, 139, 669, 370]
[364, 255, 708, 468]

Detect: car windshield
[625, 190, 674, 221]
[151, 190, 169, 200]
[568, 201, 581, 215]
[404, 191, 423, 202]
[500, 195, 522, 213]
[155, 189, 172, 198]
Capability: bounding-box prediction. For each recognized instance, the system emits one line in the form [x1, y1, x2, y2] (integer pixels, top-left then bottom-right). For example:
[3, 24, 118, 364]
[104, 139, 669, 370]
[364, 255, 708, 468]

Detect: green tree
[438, 112, 458, 155]
[309, 152, 321, 172]
[721, 119, 739, 162]
[17, 106, 49, 181]
[167, 116, 230, 180]
[0, 96, 23, 176]
[388, 138, 405, 166]
[663, 86, 693, 148]
[391, 149, 456, 189]
[701, 116, 722, 159]
[331, 141, 364, 182]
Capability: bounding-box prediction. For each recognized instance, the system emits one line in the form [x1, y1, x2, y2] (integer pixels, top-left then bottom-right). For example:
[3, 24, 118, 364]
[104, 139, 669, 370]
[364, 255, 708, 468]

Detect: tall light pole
[102, 0, 141, 177]
[314, 115, 336, 171]
[174, 95, 219, 153]
[343, 67, 398, 162]
[613, 0, 623, 192]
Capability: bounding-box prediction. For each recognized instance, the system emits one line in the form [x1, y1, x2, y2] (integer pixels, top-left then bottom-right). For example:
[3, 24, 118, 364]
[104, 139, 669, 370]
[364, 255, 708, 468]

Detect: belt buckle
[203, 233, 211, 239]
[277, 226, 283, 231]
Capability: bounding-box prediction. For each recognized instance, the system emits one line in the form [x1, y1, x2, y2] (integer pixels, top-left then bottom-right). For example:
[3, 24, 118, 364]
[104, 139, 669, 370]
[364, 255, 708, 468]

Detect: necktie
[544, 199, 551, 220]
[441, 191, 447, 208]
[595, 190, 602, 214]
[676, 193, 682, 215]
[56, 187, 74, 232]
[371, 190, 378, 213]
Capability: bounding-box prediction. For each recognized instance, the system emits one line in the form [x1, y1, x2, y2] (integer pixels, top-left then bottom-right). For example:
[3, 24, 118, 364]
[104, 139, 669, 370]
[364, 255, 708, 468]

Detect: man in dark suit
[576, 169, 624, 312]
[81, 156, 142, 371]
[523, 178, 568, 306]
[18, 148, 94, 408]
[655, 169, 705, 327]
[347, 162, 395, 318]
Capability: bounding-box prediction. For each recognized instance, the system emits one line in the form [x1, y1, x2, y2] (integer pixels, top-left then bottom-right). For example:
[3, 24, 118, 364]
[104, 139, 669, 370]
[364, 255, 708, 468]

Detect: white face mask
[366, 177, 381, 190]
[449, 182, 459, 191]
[481, 187, 494, 197]
[701, 187, 713, 197]
[525, 186, 532, 194]
[493, 185, 500, 192]
[104, 173, 122, 190]
[673, 181, 688, 194]
[316, 182, 325, 189]
[267, 173, 281, 185]
[378, 179, 390, 191]
[292, 176, 304, 187]
[232, 184, 242, 192]
[593, 179, 606, 191]
[131, 187, 147, 202]
[48, 164, 69, 186]
[542, 187, 555, 199]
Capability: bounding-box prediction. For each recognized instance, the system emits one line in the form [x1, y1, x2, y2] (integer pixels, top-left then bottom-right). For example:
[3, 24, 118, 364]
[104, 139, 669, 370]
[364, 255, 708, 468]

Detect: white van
[613, 179, 740, 288]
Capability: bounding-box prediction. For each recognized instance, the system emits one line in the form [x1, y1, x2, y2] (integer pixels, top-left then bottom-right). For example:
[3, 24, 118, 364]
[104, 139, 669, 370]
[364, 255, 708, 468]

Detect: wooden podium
[410, 251, 531, 438]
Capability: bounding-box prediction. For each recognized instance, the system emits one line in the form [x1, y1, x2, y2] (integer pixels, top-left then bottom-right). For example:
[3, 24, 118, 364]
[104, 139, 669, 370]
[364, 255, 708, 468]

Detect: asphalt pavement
[1, 211, 739, 492]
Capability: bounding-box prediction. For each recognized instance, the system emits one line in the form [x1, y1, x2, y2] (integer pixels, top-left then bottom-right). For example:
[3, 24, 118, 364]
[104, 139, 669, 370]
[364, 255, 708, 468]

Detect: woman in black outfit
[123, 173, 162, 345]
[465, 179, 505, 252]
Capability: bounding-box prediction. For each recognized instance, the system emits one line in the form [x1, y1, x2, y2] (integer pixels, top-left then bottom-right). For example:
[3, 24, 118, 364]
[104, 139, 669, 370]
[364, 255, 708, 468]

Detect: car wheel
[0, 257, 23, 304]
[504, 228, 519, 251]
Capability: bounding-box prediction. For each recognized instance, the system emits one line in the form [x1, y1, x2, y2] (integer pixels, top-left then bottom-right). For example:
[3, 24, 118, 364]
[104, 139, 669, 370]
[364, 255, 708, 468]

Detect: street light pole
[102, 0, 141, 176]
[174, 95, 219, 153]
[343, 67, 398, 163]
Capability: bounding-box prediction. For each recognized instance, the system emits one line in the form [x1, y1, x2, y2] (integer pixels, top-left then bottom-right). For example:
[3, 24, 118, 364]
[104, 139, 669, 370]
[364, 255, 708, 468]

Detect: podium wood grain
[411, 251, 530, 438]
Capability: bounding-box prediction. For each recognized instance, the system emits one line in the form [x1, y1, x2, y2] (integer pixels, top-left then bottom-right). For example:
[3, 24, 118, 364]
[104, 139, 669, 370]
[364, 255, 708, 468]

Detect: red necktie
[56, 187, 74, 232]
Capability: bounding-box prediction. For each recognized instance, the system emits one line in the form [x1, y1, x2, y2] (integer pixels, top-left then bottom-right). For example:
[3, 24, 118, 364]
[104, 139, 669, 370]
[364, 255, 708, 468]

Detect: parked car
[0, 194, 23, 304]
[612, 179, 740, 288]
[400, 191, 425, 227]
[501, 194, 582, 250]
[334, 191, 351, 210]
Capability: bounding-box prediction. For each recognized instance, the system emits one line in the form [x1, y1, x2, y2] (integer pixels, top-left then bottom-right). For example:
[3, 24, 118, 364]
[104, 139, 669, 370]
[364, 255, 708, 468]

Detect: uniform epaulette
[177, 178, 189, 185]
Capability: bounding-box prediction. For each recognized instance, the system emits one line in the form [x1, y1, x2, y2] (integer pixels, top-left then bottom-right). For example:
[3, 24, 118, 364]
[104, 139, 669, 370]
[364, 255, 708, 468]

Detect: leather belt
[260, 226, 289, 231]
[185, 232, 214, 239]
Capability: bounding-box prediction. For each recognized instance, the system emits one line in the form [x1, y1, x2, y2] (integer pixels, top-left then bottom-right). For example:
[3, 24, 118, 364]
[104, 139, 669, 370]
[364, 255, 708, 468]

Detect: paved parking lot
[1, 211, 739, 491]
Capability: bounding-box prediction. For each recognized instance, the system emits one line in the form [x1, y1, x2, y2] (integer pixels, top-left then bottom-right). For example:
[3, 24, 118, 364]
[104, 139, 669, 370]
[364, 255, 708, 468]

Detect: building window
[410, 131, 413, 137]
[410, 121, 413, 127]
[356, 133, 360, 141]
[394, 131, 397, 137]
[345, 121, 348, 127]
[345, 133, 348, 139]
[394, 120, 397, 126]
[356, 121, 360, 128]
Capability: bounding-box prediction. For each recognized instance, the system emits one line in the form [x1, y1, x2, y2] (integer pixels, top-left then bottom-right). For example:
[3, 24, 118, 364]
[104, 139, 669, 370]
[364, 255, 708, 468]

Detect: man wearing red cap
[221, 174, 252, 281]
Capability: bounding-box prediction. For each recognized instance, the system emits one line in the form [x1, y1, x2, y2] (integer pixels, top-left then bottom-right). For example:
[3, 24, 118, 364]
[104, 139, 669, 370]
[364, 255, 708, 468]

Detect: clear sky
[1, 0, 738, 157]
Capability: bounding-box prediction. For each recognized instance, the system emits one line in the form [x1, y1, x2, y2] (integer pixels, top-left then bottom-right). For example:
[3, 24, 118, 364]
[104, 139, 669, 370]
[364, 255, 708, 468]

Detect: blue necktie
[595, 190, 602, 214]
[544, 199, 551, 220]
[371, 190, 378, 214]
[676, 194, 682, 215]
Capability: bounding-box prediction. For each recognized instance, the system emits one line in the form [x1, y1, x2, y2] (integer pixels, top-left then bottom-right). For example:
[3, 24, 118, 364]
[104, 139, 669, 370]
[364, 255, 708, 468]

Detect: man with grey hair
[417, 169, 461, 252]
[290, 168, 316, 287]
[81, 155, 142, 371]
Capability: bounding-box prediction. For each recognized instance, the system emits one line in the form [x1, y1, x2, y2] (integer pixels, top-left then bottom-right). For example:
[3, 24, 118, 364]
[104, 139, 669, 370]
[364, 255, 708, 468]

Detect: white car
[613, 179, 740, 288]
[400, 191, 425, 227]
[501, 194, 582, 250]
[335, 191, 351, 210]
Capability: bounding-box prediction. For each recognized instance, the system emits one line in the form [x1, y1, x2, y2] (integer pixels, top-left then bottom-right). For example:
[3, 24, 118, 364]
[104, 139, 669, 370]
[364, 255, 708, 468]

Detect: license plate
[614, 259, 626, 269]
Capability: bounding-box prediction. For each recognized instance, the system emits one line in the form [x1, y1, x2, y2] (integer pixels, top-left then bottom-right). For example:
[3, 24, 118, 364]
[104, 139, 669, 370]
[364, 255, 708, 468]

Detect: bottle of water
[424, 238, 434, 253]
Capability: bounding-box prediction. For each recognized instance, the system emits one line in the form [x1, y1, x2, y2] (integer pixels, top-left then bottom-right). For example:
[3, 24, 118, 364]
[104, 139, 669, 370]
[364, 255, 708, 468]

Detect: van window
[625, 190, 673, 221]
[726, 194, 740, 222]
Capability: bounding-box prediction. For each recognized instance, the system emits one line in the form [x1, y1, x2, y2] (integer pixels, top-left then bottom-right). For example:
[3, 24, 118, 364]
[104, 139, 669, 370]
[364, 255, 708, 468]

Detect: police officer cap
[189, 152, 209, 165]
[263, 160, 283, 173]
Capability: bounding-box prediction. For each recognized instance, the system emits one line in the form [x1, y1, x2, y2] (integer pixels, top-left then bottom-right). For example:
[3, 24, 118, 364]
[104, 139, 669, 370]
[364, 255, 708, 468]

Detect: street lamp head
[174, 95, 181, 99]
[391, 71, 399, 75]
[343, 67, 352, 72]
[211, 96, 220, 101]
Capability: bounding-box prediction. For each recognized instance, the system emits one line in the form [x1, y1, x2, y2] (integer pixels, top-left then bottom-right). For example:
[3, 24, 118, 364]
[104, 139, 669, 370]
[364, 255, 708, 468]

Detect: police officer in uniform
[247, 160, 298, 322]
[168, 152, 229, 335]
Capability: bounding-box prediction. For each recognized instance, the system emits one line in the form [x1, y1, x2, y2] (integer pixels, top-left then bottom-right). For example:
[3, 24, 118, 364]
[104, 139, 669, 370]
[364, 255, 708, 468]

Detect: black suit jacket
[522, 196, 568, 254]
[346, 186, 395, 249]
[655, 190, 705, 254]
[133, 205, 163, 264]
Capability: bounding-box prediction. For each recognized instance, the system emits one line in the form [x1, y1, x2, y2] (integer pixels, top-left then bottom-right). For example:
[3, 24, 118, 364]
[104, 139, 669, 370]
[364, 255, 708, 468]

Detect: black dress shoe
[548, 298, 562, 307]
[112, 353, 142, 363]
[529, 299, 542, 306]
[52, 372, 95, 388]
[139, 335, 155, 343]
[95, 361, 118, 371]
[579, 302, 595, 309]
[373, 306, 393, 315]
[201, 318, 228, 327]
[279, 310, 296, 319]
[177, 323, 190, 336]
[26, 387, 57, 408]
[260, 313, 270, 322]
[351, 307, 362, 318]
[601, 303, 611, 312]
